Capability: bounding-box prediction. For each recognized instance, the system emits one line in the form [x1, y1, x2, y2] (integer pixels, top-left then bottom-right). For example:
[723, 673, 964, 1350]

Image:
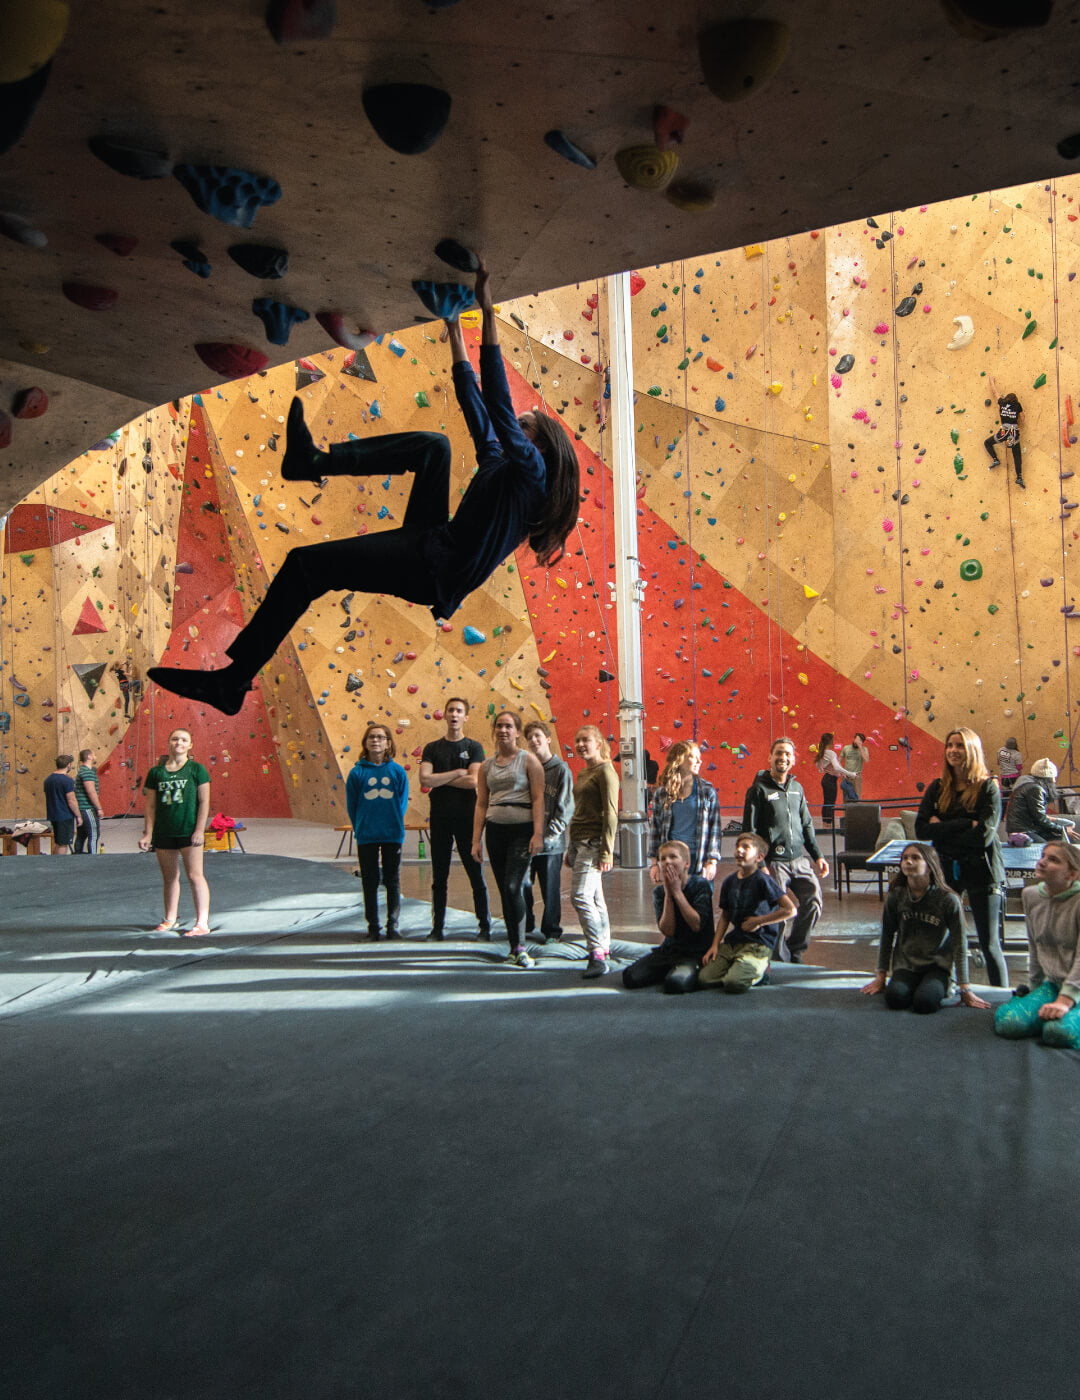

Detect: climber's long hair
[527, 412, 581, 567]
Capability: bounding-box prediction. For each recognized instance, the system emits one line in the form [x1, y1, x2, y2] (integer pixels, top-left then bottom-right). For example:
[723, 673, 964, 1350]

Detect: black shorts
[153, 835, 194, 850]
[50, 819, 75, 846]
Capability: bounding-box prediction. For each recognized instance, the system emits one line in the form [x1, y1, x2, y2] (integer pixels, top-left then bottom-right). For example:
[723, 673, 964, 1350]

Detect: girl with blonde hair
[646, 740, 720, 886]
[915, 727, 1007, 986]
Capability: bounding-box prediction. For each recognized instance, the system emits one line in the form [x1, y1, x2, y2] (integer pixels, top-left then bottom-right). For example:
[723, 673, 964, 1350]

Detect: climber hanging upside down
[149, 261, 581, 716]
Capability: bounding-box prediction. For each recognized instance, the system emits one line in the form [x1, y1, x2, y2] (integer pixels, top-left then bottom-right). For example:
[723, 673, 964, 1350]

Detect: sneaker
[789, 951, 804, 965]
[476, 927, 492, 942]
[582, 956, 609, 979]
[282, 397, 326, 483]
[1016, 475, 1026, 490]
[147, 664, 249, 717]
[509, 948, 535, 969]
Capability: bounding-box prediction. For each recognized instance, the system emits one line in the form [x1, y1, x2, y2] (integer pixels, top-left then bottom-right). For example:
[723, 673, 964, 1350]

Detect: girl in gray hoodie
[995, 840, 1080, 1049]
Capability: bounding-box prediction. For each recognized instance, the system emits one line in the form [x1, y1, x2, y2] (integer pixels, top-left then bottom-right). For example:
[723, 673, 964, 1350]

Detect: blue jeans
[994, 980, 1080, 1049]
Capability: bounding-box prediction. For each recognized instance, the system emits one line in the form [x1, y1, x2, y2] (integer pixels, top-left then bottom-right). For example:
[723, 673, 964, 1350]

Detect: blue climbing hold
[543, 130, 597, 169]
[413, 280, 475, 319]
[171, 238, 211, 278]
[252, 297, 310, 345]
[714, 397, 726, 412]
[173, 164, 282, 228]
[463, 626, 486, 645]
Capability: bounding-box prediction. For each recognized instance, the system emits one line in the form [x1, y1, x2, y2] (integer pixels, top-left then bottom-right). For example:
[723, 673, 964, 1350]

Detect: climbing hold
[959, 559, 983, 581]
[698, 18, 790, 101]
[463, 626, 486, 645]
[895, 296, 917, 317]
[0, 411, 11, 449]
[434, 238, 480, 273]
[614, 145, 678, 191]
[745, 343, 758, 359]
[362, 83, 451, 155]
[873, 322, 890, 336]
[171, 239, 211, 278]
[412, 280, 475, 320]
[1022, 319, 1038, 340]
[653, 106, 690, 150]
[345, 672, 362, 693]
[944, 0, 1052, 40]
[88, 134, 171, 180]
[0, 1, 69, 84]
[12, 387, 47, 419]
[665, 180, 715, 212]
[796, 672, 808, 686]
[543, 129, 597, 169]
[62, 282, 118, 311]
[173, 164, 282, 228]
[598, 668, 616, 683]
[265, 0, 336, 43]
[194, 342, 270, 381]
[414, 391, 429, 407]
[94, 232, 138, 257]
[315, 311, 377, 351]
[947, 315, 974, 350]
[0, 211, 47, 247]
[72, 597, 107, 636]
[228, 243, 289, 279]
[0, 62, 53, 156]
[1034, 373, 1047, 389]
[835, 354, 855, 374]
[252, 297, 310, 345]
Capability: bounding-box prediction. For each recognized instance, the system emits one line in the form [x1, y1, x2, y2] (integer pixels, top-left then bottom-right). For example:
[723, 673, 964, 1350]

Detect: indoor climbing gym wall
[6, 174, 1080, 821]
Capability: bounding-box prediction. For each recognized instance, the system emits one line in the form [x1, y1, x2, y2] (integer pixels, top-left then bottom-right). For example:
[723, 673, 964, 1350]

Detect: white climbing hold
[947, 315, 974, 350]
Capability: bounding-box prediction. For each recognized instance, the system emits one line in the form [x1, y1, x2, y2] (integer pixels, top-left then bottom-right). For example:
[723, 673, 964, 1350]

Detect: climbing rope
[1049, 178, 1074, 775]
[887, 212, 913, 765]
[678, 261, 700, 738]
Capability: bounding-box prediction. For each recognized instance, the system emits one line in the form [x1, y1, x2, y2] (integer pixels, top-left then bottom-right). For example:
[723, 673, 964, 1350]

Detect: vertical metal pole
[606, 272, 647, 864]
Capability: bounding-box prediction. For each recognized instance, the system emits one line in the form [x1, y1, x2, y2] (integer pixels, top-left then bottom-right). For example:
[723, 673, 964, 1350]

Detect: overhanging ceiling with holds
[0, 0, 1076, 510]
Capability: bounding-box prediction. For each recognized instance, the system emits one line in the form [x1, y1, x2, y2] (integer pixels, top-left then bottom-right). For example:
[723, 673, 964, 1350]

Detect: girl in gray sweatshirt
[995, 840, 1080, 1049]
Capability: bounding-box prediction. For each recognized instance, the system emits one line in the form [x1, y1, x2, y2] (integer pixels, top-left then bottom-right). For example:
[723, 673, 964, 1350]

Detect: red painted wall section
[3, 504, 112, 553]
[494, 356, 939, 808]
[96, 404, 291, 817]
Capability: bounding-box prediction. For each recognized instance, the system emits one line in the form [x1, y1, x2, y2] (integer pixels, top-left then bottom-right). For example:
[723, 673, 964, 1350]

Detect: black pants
[821, 773, 838, 825]
[74, 808, 100, 854]
[226, 433, 452, 677]
[429, 807, 490, 935]
[985, 434, 1022, 477]
[952, 867, 1008, 987]
[523, 851, 564, 935]
[622, 944, 700, 994]
[484, 822, 533, 948]
[885, 965, 950, 1014]
[356, 842, 401, 933]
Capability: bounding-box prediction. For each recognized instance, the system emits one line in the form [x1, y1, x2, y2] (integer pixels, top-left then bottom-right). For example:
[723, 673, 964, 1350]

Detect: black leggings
[356, 842, 401, 932]
[952, 869, 1008, 987]
[985, 435, 1022, 476]
[484, 822, 533, 949]
[885, 965, 950, 1014]
[226, 433, 451, 677]
[820, 773, 838, 825]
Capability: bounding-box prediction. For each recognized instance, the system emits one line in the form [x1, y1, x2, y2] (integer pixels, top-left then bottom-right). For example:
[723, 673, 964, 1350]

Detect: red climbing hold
[72, 596, 108, 635]
[13, 386, 47, 418]
[62, 281, 118, 311]
[629, 273, 646, 296]
[194, 342, 270, 381]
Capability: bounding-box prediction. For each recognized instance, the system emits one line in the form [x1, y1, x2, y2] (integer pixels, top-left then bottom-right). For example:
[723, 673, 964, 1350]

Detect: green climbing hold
[960, 559, 983, 581]
[677, 357, 689, 370]
[987, 604, 998, 614]
[1022, 320, 1037, 339]
[1050, 337, 1058, 349]
[656, 325, 667, 338]
[950, 429, 959, 445]
[648, 386, 662, 396]
[717, 667, 733, 684]
[953, 455, 964, 474]
[19, 552, 34, 565]
[1033, 373, 1047, 389]
[415, 391, 430, 407]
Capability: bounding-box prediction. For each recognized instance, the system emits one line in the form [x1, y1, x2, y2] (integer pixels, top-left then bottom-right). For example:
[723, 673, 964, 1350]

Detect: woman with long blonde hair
[646, 740, 720, 886]
[915, 727, 1007, 986]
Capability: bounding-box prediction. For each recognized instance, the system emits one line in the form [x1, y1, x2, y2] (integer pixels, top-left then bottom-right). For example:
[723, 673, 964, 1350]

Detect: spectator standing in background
[997, 737, 1023, 795]
[73, 747, 105, 854]
[840, 732, 870, 799]
[43, 755, 79, 855]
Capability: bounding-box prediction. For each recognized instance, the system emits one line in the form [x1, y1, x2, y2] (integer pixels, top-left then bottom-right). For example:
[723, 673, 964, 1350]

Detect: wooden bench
[203, 822, 246, 853]
[335, 821, 430, 859]
[2, 832, 45, 856]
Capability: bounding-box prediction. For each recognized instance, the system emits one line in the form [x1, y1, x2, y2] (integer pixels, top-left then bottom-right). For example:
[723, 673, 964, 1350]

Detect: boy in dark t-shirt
[699, 834, 797, 993]
[419, 697, 490, 939]
[44, 754, 79, 854]
[984, 375, 1025, 488]
[622, 840, 715, 994]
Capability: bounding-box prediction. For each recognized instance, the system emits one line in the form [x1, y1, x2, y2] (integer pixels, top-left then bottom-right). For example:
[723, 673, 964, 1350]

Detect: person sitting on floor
[622, 840, 715, 994]
[860, 842, 990, 1014]
[994, 839, 1080, 1050]
[1005, 758, 1076, 845]
[698, 833, 796, 994]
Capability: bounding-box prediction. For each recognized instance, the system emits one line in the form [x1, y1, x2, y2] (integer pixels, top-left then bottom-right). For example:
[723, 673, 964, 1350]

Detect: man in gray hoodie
[741, 736, 829, 963]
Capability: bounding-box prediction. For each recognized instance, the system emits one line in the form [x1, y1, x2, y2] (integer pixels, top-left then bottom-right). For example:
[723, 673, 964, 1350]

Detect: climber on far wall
[148, 259, 581, 716]
[984, 375, 1025, 490]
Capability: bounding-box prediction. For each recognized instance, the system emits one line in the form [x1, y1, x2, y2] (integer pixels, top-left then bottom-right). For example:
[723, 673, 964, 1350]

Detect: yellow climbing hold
[797, 671, 808, 685]
[745, 244, 764, 259]
[803, 585, 819, 599]
[542, 649, 556, 663]
[509, 676, 524, 691]
[530, 702, 548, 721]
[460, 310, 481, 327]
[555, 577, 568, 589]
[769, 382, 783, 395]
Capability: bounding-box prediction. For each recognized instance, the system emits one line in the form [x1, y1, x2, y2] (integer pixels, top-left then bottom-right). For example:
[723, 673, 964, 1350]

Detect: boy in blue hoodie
[346, 723, 409, 940]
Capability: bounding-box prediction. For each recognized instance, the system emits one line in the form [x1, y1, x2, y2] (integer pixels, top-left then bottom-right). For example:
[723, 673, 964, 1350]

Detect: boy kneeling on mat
[621, 840, 715, 993]
[699, 834, 796, 993]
